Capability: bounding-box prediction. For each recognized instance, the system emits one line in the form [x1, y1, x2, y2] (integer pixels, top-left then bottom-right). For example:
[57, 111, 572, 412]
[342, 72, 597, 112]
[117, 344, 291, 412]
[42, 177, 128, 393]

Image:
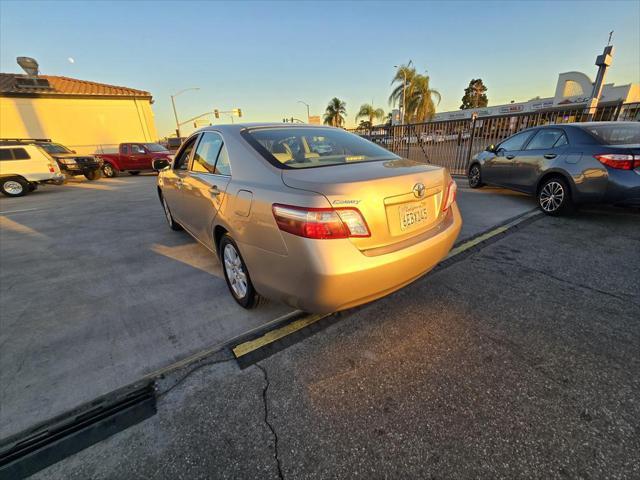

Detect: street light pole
[297, 100, 310, 123]
[170, 87, 200, 137]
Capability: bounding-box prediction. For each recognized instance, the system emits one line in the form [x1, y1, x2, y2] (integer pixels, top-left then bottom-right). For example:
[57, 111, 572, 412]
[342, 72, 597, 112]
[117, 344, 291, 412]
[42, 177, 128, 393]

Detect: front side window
[525, 129, 567, 150]
[243, 127, 400, 169]
[498, 131, 534, 152]
[130, 144, 145, 154]
[174, 136, 198, 170]
[191, 132, 223, 174]
[121, 145, 129, 154]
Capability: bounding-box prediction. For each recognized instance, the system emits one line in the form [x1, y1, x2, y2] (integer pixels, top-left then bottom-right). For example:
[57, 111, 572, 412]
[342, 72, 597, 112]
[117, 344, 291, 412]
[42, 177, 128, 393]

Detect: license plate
[399, 201, 428, 231]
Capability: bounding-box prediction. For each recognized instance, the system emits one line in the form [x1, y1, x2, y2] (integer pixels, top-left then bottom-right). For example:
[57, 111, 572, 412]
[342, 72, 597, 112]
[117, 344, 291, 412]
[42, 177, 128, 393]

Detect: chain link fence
[350, 102, 640, 175]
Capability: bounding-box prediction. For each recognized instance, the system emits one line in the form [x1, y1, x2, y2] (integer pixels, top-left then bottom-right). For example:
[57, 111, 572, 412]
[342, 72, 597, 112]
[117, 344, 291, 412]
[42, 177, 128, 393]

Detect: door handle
[506, 154, 515, 160]
[209, 186, 221, 196]
[176, 179, 183, 188]
[544, 153, 557, 159]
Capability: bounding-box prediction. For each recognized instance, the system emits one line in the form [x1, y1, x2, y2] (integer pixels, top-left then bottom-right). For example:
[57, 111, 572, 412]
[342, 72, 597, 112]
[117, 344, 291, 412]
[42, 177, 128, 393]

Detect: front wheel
[468, 164, 484, 188]
[1, 177, 29, 197]
[160, 192, 183, 231]
[84, 169, 102, 181]
[102, 163, 118, 178]
[220, 234, 262, 309]
[537, 177, 573, 216]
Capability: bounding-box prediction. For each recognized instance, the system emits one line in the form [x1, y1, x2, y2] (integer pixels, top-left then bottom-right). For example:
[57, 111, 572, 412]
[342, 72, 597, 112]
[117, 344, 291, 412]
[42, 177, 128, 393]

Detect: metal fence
[350, 102, 640, 175]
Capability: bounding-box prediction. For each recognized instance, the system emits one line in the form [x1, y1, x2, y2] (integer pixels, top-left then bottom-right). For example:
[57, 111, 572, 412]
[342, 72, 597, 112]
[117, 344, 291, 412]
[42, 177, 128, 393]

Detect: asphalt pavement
[0, 175, 534, 439]
[31, 204, 640, 479]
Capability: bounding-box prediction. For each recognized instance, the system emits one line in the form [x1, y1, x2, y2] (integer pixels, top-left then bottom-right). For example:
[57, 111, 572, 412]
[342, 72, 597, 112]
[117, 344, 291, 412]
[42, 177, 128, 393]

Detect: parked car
[97, 143, 173, 178]
[154, 124, 461, 313]
[35, 141, 103, 180]
[468, 122, 640, 215]
[0, 143, 65, 197]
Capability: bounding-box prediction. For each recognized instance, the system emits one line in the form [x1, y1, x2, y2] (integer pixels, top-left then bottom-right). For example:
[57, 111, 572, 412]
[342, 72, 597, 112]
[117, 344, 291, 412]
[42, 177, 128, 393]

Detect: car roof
[194, 123, 336, 135]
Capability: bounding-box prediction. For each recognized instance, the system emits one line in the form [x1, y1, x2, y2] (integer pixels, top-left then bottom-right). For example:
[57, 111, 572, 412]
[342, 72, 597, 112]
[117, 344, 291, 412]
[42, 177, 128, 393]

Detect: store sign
[499, 105, 524, 113]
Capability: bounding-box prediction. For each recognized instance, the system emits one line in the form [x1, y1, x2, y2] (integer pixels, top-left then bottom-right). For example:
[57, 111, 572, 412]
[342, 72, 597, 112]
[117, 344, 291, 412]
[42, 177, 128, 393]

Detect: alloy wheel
[3, 180, 23, 195]
[539, 181, 565, 213]
[103, 164, 114, 177]
[469, 166, 481, 187]
[223, 244, 248, 299]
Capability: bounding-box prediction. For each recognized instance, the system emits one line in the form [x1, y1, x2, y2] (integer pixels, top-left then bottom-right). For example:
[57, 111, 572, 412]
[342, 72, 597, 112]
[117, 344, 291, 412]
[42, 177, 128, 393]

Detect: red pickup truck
[97, 143, 173, 178]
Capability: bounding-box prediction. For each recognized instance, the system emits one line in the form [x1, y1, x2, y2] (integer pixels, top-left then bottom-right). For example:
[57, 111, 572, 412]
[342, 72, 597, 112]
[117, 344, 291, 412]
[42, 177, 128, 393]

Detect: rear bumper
[604, 169, 640, 206]
[242, 204, 462, 313]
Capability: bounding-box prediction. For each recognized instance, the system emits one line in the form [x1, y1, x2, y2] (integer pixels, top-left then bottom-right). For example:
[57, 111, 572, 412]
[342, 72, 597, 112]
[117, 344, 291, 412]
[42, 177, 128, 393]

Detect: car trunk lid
[281, 159, 450, 251]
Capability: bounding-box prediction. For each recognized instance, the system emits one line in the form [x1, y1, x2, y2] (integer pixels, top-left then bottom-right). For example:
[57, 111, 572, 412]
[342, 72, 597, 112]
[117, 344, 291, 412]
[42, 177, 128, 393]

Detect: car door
[162, 135, 199, 224]
[485, 130, 535, 186]
[178, 131, 232, 242]
[129, 144, 149, 169]
[512, 128, 569, 192]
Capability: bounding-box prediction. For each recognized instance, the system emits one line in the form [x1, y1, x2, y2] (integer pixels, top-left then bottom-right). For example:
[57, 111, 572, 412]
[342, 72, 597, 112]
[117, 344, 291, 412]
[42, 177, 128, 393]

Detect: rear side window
[12, 148, 30, 160]
[191, 132, 223, 174]
[0, 148, 30, 160]
[525, 129, 567, 150]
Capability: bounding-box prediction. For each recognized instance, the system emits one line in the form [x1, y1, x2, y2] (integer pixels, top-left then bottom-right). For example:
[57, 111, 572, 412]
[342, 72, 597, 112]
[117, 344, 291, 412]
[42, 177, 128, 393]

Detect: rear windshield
[244, 127, 400, 169]
[145, 143, 169, 152]
[581, 124, 640, 145]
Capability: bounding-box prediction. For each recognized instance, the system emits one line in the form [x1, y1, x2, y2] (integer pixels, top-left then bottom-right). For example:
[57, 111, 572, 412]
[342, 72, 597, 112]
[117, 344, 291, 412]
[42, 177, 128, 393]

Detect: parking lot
[27, 197, 640, 479]
[0, 174, 537, 439]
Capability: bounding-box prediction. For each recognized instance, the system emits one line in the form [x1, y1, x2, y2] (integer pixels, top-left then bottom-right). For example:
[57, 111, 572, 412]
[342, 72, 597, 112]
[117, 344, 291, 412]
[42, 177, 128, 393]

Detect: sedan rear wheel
[538, 177, 572, 216]
[220, 234, 262, 309]
[1, 177, 28, 197]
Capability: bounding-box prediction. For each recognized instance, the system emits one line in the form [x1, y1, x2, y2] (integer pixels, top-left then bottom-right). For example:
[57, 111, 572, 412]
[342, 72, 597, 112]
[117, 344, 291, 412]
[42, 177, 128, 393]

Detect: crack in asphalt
[256, 363, 284, 480]
[475, 255, 640, 307]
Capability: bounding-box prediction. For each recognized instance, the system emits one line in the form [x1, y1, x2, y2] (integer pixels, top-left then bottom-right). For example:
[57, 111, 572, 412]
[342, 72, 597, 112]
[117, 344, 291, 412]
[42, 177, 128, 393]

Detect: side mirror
[152, 158, 171, 171]
[486, 144, 496, 153]
[71, 150, 77, 154]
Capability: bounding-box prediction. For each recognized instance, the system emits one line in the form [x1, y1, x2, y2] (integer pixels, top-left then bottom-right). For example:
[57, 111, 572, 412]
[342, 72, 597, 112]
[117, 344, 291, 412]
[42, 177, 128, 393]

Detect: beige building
[0, 73, 158, 155]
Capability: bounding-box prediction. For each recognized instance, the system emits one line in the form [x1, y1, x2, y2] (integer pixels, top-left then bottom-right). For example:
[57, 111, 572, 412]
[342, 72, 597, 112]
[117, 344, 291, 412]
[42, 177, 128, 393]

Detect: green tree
[323, 97, 347, 127]
[355, 103, 385, 127]
[460, 79, 488, 110]
[358, 120, 372, 129]
[390, 64, 441, 123]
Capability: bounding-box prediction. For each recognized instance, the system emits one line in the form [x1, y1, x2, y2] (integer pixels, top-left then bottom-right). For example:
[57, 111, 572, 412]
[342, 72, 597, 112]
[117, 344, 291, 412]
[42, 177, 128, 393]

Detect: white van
[0, 144, 65, 197]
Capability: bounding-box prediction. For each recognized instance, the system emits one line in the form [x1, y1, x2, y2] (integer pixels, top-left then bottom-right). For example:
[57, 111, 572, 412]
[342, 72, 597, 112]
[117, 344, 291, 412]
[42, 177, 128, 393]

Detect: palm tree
[406, 74, 441, 122]
[355, 103, 385, 127]
[389, 64, 441, 123]
[323, 97, 347, 127]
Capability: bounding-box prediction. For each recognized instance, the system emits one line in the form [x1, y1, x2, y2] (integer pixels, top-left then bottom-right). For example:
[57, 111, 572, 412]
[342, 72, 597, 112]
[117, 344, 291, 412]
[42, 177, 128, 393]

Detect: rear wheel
[220, 234, 262, 309]
[129, 171, 141, 176]
[84, 169, 102, 181]
[537, 177, 573, 216]
[468, 164, 484, 188]
[102, 163, 118, 178]
[1, 177, 29, 197]
[160, 191, 183, 231]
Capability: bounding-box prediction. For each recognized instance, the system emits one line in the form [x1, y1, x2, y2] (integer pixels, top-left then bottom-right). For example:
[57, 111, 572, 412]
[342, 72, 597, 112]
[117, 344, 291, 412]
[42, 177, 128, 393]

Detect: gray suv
[468, 122, 640, 214]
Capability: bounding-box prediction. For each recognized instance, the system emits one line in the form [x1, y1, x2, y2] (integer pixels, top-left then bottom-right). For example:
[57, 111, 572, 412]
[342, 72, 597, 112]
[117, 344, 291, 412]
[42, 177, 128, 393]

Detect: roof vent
[17, 57, 39, 77]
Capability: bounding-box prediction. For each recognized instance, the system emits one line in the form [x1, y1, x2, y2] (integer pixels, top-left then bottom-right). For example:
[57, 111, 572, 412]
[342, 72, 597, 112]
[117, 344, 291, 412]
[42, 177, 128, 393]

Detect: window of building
[562, 80, 584, 97]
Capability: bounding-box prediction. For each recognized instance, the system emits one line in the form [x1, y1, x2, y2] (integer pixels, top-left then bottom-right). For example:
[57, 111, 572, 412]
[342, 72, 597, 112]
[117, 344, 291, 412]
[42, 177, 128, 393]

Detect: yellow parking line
[232, 313, 329, 358]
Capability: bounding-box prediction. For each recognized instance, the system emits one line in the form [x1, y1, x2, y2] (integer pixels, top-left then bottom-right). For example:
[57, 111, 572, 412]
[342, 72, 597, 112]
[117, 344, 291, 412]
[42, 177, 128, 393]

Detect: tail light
[441, 179, 458, 212]
[272, 204, 370, 239]
[48, 163, 56, 173]
[594, 154, 640, 170]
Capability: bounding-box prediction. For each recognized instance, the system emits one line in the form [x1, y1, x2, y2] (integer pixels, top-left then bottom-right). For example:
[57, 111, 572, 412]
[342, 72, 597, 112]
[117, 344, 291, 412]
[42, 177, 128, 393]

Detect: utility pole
[170, 87, 200, 137]
[297, 100, 310, 123]
[585, 41, 614, 120]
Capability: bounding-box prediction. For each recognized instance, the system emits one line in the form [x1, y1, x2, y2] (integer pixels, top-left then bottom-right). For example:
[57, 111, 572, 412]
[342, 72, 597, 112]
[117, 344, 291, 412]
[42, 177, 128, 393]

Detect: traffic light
[214, 109, 219, 119]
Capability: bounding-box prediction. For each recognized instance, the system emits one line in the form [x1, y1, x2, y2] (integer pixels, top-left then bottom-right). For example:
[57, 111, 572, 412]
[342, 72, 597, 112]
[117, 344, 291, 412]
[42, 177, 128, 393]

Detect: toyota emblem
[413, 183, 426, 198]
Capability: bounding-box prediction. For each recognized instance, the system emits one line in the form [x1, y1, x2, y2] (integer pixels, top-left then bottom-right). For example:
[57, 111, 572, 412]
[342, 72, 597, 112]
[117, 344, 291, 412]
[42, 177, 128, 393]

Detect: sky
[1, 0, 639, 137]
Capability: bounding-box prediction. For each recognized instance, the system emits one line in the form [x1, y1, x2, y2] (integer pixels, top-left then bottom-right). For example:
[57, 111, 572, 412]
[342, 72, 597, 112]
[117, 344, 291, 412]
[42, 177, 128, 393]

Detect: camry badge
[413, 183, 426, 198]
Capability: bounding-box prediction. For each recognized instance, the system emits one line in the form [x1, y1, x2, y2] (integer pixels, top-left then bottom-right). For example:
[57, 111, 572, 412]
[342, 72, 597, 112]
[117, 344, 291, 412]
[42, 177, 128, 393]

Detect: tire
[102, 163, 118, 178]
[84, 169, 102, 181]
[28, 183, 38, 192]
[468, 164, 484, 188]
[537, 176, 573, 216]
[160, 191, 183, 231]
[1, 177, 29, 197]
[129, 171, 141, 176]
[219, 234, 262, 309]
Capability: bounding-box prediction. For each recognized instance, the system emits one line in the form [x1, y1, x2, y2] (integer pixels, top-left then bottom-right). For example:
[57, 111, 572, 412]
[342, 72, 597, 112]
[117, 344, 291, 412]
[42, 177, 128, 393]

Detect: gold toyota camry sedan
[154, 124, 462, 313]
